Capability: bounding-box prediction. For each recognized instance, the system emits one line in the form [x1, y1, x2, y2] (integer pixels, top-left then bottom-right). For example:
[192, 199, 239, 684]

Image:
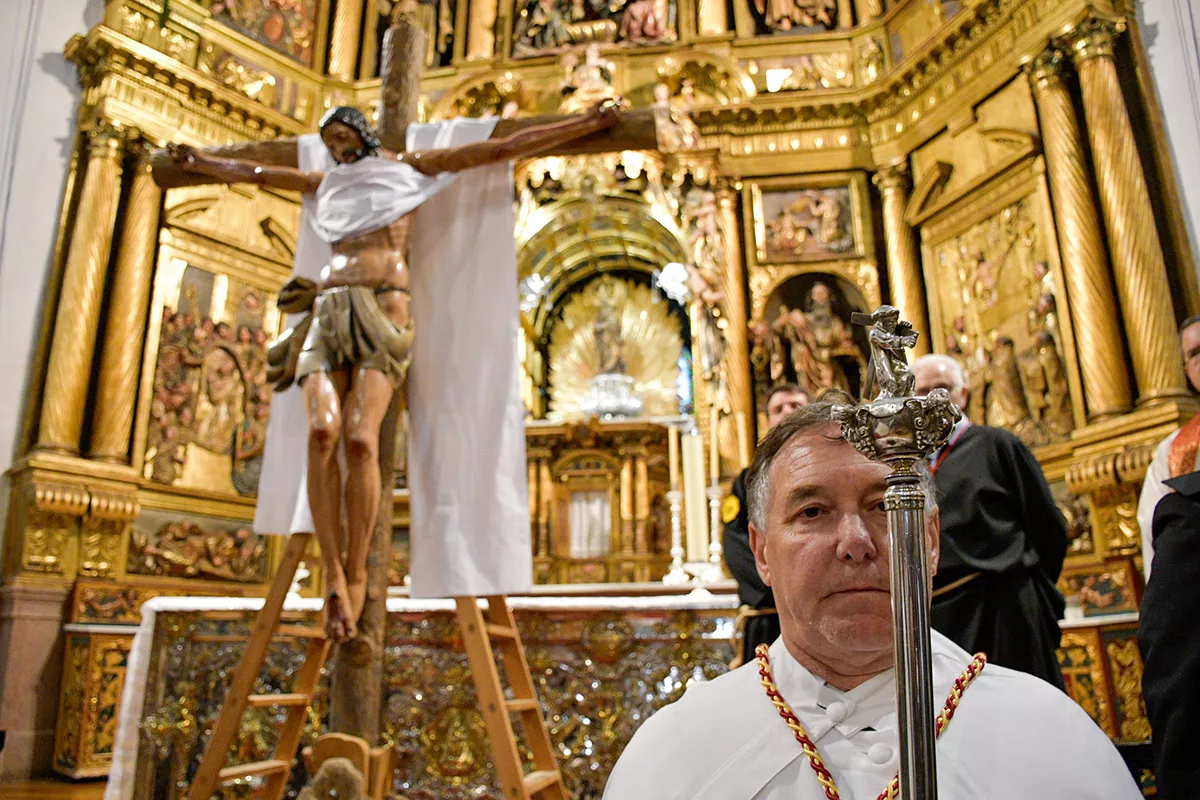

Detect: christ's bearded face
[321, 122, 367, 165]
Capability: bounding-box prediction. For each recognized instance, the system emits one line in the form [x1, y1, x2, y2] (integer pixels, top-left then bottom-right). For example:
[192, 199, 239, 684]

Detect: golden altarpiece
[1, 0, 1189, 792]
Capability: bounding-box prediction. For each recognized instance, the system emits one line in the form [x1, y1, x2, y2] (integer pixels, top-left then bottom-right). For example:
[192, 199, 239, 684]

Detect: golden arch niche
[515, 182, 692, 420]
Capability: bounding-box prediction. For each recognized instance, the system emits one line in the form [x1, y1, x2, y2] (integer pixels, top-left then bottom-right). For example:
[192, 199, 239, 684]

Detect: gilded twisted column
[329, 0, 365, 79]
[90, 144, 162, 461]
[1028, 50, 1132, 419]
[1069, 19, 1187, 402]
[873, 164, 930, 356]
[38, 123, 125, 453]
[716, 183, 754, 444]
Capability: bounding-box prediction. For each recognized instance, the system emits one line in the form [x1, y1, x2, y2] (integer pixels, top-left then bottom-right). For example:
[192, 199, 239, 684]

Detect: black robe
[1138, 471, 1200, 800]
[930, 424, 1067, 688]
[722, 469, 780, 663]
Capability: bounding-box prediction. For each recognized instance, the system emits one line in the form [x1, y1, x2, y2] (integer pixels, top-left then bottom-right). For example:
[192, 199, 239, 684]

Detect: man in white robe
[1137, 313, 1200, 579]
[603, 403, 1141, 799]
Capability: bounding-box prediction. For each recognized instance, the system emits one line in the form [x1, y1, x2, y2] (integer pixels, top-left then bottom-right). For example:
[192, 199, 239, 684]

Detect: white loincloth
[254, 118, 532, 598]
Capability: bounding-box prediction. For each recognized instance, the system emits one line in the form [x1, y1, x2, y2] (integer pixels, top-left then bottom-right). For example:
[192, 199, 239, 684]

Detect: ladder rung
[217, 759, 291, 781]
[523, 770, 562, 795]
[506, 698, 540, 713]
[191, 634, 247, 643]
[246, 693, 309, 708]
[486, 623, 518, 639]
[276, 624, 326, 639]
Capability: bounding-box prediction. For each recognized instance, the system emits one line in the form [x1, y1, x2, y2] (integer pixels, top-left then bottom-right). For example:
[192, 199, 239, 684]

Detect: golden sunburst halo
[547, 277, 683, 420]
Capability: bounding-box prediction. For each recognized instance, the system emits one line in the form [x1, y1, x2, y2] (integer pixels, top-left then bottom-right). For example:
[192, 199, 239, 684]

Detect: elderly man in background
[912, 353, 1068, 688]
[1137, 313, 1200, 578]
[723, 383, 809, 665]
[603, 403, 1138, 799]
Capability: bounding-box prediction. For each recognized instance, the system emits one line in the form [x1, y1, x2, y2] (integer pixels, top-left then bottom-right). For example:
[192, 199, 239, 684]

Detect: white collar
[764, 632, 972, 742]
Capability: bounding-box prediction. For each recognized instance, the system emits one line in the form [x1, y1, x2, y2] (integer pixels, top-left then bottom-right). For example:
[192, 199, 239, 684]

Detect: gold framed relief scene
[748, 173, 867, 265]
[917, 157, 1086, 448]
[134, 184, 295, 501]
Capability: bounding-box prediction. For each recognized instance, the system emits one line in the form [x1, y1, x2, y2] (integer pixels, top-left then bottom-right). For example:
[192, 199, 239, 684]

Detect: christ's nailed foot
[346, 577, 368, 625]
[325, 590, 357, 642]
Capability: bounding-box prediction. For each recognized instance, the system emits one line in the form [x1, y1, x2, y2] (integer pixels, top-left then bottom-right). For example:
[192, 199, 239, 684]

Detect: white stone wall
[1138, 0, 1200, 283]
[0, 0, 100, 563]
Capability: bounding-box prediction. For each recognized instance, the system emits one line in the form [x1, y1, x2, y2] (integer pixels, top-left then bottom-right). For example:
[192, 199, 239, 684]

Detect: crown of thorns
[319, 106, 381, 154]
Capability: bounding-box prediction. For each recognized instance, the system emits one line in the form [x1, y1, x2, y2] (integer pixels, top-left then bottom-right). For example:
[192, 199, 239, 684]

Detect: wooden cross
[152, 19, 667, 744]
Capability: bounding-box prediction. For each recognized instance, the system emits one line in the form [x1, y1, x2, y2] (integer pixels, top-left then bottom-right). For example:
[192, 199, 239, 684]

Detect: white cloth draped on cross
[254, 117, 533, 598]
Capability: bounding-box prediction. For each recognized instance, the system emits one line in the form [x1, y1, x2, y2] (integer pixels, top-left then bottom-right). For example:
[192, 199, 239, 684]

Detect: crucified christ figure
[164, 100, 620, 641]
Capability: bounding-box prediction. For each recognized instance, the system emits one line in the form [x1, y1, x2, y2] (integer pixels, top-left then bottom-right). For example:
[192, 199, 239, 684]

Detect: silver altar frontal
[832, 306, 960, 800]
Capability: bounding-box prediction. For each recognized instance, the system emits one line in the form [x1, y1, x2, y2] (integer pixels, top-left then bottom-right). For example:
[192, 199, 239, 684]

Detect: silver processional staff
[833, 306, 961, 800]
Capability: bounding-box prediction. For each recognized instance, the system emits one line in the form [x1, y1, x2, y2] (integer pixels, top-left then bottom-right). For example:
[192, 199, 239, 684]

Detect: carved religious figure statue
[513, 0, 573, 56]
[985, 336, 1031, 432]
[652, 83, 700, 152]
[790, 282, 864, 394]
[753, 0, 836, 31]
[560, 44, 619, 113]
[855, 306, 917, 400]
[593, 276, 626, 374]
[163, 102, 621, 640]
[619, 0, 667, 42]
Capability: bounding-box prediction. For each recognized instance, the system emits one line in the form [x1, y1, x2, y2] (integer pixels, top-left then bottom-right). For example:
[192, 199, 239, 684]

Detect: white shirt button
[825, 700, 849, 723]
[867, 743, 893, 764]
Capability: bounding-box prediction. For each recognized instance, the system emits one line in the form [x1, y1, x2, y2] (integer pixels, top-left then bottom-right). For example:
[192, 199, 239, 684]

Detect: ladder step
[277, 624, 326, 639]
[523, 770, 562, 795]
[506, 698, 540, 713]
[246, 693, 309, 708]
[485, 623, 518, 639]
[217, 759, 291, 781]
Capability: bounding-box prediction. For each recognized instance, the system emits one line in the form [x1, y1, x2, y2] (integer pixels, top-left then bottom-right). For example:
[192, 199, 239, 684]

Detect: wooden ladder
[186, 532, 330, 800]
[183, 535, 566, 800]
[455, 595, 568, 800]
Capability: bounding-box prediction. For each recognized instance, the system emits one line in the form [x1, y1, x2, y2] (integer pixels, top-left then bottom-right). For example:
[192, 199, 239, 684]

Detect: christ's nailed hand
[166, 143, 197, 168]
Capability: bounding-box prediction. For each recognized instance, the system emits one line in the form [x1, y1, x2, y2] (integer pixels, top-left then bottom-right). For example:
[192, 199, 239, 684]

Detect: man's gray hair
[911, 353, 966, 392]
[746, 402, 938, 531]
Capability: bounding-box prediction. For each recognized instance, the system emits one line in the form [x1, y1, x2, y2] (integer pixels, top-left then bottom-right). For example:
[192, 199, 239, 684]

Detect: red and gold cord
[755, 643, 987, 800]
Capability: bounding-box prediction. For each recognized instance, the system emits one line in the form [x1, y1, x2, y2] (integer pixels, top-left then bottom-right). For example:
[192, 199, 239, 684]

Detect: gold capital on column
[90, 144, 162, 461]
[716, 181, 754, 447]
[873, 164, 930, 357]
[1069, 18, 1188, 402]
[329, 0, 365, 79]
[38, 123, 125, 453]
[1028, 49, 1132, 418]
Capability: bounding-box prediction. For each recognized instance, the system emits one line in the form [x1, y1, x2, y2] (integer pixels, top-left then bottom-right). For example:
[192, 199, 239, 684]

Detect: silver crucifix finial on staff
[832, 305, 960, 800]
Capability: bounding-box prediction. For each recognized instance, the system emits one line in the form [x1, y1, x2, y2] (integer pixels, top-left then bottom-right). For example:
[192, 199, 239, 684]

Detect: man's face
[766, 390, 809, 429]
[1183, 322, 1200, 392]
[321, 121, 367, 165]
[913, 359, 969, 411]
[750, 426, 940, 672]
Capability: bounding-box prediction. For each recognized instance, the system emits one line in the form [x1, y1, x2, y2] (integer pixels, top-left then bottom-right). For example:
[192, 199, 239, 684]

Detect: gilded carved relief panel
[1056, 629, 1116, 738]
[919, 168, 1084, 449]
[203, 0, 323, 66]
[1101, 627, 1152, 744]
[511, 0, 678, 57]
[745, 173, 877, 409]
[55, 634, 134, 778]
[127, 508, 269, 584]
[141, 264, 276, 496]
